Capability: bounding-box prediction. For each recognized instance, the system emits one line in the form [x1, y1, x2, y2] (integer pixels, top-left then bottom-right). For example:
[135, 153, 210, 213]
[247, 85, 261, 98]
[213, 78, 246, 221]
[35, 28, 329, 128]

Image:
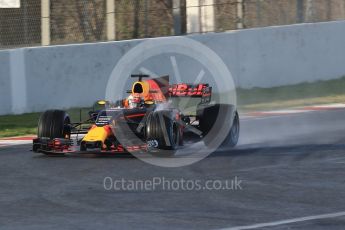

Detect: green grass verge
[1, 76, 345, 137]
[0, 112, 40, 138]
[0, 108, 93, 138]
[237, 76, 345, 111]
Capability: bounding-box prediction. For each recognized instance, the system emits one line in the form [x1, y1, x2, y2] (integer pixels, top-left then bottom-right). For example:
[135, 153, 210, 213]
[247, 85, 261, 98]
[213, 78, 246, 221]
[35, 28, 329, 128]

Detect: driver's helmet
[127, 94, 143, 108]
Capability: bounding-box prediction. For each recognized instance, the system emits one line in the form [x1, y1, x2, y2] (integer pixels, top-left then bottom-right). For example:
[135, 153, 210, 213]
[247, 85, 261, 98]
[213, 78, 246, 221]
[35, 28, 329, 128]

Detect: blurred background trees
[0, 0, 345, 49]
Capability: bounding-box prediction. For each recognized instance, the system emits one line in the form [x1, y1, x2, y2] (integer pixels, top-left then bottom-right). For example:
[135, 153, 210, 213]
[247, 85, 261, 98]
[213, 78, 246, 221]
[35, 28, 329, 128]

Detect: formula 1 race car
[32, 74, 239, 156]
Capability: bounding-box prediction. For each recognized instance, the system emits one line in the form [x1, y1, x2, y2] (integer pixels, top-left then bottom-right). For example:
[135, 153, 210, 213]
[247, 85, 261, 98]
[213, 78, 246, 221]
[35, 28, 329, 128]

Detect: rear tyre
[146, 111, 179, 156]
[221, 111, 239, 148]
[197, 104, 238, 148]
[38, 110, 71, 139]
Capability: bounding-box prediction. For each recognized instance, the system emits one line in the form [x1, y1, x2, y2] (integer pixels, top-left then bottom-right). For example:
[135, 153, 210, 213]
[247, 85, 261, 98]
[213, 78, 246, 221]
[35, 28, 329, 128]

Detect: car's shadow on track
[33, 152, 135, 159]
[32, 143, 345, 163]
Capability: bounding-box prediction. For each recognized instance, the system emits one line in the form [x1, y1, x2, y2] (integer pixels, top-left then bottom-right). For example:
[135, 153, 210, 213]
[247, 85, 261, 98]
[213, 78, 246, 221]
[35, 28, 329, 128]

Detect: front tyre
[38, 110, 71, 139]
[146, 111, 180, 155]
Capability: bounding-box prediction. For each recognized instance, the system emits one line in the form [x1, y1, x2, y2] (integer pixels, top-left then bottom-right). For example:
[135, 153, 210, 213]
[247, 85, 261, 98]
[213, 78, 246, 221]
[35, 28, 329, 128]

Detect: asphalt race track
[1, 109, 345, 230]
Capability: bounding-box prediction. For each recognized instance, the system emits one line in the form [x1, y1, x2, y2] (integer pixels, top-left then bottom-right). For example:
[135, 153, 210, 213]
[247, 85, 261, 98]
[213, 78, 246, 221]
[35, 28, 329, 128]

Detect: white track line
[0, 140, 32, 146]
[219, 211, 345, 230]
[306, 103, 345, 109]
[241, 104, 345, 120]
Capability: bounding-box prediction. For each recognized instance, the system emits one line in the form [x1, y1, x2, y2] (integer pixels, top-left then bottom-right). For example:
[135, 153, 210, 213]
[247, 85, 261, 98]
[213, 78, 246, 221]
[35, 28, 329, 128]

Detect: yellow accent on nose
[82, 127, 108, 144]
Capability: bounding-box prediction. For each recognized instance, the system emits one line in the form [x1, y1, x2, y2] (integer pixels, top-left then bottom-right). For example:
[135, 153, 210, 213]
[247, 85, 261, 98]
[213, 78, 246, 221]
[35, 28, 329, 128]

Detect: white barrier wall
[0, 51, 12, 114]
[1, 21, 345, 115]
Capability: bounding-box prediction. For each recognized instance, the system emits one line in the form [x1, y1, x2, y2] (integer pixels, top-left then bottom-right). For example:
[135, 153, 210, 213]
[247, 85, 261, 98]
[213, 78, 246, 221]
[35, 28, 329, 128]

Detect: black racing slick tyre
[221, 111, 240, 148]
[197, 104, 239, 148]
[38, 110, 71, 139]
[146, 111, 179, 154]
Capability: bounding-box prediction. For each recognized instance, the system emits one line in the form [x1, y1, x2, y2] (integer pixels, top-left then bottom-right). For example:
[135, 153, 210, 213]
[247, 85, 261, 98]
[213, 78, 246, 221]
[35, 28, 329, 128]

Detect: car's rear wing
[169, 83, 212, 104]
